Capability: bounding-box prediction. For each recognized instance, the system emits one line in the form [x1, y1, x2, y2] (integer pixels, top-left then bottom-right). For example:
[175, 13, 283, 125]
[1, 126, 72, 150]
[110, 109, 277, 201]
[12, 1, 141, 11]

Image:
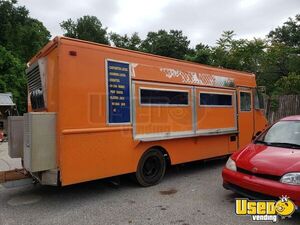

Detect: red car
[222, 115, 300, 206]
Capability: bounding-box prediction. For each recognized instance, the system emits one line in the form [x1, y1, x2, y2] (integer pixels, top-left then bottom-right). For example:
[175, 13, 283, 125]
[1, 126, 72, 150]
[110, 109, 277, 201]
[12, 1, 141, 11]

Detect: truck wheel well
[149, 146, 171, 167]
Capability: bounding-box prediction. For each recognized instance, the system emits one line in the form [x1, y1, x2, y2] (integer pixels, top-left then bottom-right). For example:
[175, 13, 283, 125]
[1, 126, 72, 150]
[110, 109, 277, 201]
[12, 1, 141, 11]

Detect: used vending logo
[235, 196, 296, 222]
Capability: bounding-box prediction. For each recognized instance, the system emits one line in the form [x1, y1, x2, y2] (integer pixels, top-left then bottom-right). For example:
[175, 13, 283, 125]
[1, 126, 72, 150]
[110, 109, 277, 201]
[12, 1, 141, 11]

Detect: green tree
[185, 43, 212, 65]
[0, 0, 50, 113]
[216, 30, 236, 50]
[0, 0, 50, 61]
[209, 31, 266, 74]
[210, 31, 240, 69]
[140, 30, 190, 59]
[266, 16, 300, 75]
[259, 44, 290, 89]
[239, 39, 266, 73]
[60, 15, 109, 45]
[261, 15, 300, 94]
[0, 45, 26, 113]
[268, 14, 300, 49]
[273, 72, 300, 95]
[109, 32, 141, 51]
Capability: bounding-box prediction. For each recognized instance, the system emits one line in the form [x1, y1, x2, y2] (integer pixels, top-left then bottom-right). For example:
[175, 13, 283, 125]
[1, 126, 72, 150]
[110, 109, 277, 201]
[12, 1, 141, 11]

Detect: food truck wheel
[135, 148, 166, 187]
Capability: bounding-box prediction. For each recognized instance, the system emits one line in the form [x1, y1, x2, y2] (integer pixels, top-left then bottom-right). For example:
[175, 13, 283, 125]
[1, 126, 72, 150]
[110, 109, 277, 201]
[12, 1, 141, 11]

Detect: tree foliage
[0, 0, 50, 61]
[60, 15, 109, 45]
[268, 15, 300, 49]
[0, 45, 26, 113]
[140, 30, 190, 59]
[182, 14, 300, 96]
[273, 72, 300, 95]
[0, 0, 51, 113]
[261, 15, 300, 94]
[109, 32, 141, 51]
[208, 31, 266, 74]
[185, 43, 212, 65]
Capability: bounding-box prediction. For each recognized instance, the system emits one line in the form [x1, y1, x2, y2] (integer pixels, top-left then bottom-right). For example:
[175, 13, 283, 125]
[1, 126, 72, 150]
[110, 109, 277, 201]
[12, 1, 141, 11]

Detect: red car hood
[234, 143, 300, 176]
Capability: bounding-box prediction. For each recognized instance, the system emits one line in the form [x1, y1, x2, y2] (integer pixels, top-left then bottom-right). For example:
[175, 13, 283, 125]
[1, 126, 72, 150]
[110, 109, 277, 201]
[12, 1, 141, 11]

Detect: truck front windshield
[256, 121, 300, 148]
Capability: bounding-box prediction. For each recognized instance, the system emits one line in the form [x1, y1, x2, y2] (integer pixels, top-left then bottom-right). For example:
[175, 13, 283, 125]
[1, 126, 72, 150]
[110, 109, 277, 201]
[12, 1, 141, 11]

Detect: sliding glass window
[140, 88, 189, 106]
[200, 93, 232, 106]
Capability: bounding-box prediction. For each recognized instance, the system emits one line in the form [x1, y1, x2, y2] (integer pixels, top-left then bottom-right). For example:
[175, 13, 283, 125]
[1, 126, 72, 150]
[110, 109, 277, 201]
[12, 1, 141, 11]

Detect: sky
[18, 0, 300, 47]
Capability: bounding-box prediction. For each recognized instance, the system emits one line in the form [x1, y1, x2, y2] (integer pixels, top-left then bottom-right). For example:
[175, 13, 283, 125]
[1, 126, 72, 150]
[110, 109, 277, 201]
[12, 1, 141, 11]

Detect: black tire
[135, 148, 166, 187]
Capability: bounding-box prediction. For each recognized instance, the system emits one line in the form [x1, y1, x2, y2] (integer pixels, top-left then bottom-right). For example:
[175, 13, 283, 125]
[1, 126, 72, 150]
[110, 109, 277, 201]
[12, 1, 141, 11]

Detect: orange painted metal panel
[238, 89, 254, 149]
[134, 64, 256, 88]
[60, 130, 138, 185]
[198, 107, 236, 129]
[163, 135, 233, 163]
[228, 135, 238, 153]
[254, 109, 268, 135]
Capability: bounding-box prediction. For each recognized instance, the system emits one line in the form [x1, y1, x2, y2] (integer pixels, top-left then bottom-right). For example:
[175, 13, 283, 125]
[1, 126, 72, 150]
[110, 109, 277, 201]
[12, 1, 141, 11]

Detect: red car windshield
[256, 121, 300, 148]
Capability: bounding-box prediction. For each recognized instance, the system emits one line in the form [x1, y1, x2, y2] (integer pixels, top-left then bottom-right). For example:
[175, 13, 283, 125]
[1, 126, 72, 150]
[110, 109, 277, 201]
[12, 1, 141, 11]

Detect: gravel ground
[0, 142, 299, 225]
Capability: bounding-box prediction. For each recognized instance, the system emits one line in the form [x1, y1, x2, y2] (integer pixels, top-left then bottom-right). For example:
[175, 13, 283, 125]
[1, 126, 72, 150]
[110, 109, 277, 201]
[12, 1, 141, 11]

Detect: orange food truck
[6, 37, 267, 187]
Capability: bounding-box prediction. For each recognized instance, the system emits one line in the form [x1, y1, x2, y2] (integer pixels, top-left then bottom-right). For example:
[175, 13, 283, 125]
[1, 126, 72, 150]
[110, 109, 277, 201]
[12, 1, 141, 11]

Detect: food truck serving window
[140, 88, 189, 106]
[200, 93, 232, 106]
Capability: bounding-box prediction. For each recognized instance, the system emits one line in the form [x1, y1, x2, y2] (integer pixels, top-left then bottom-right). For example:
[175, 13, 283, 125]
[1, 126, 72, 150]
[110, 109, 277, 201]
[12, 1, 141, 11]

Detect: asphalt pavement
[0, 143, 299, 225]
